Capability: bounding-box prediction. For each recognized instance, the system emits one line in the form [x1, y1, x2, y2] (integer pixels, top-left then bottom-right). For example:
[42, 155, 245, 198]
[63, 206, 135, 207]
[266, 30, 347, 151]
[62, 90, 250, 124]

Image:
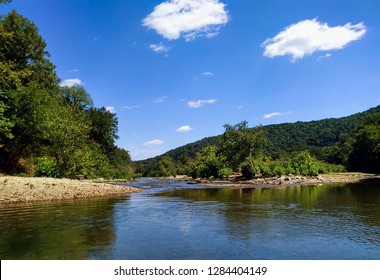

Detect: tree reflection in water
[0, 197, 129, 259]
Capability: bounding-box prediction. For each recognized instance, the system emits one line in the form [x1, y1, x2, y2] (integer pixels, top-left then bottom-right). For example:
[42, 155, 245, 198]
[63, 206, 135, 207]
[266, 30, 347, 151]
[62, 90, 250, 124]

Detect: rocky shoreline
[0, 176, 141, 204]
[195, 172, 380, 188]
[1, 173, 378, 204]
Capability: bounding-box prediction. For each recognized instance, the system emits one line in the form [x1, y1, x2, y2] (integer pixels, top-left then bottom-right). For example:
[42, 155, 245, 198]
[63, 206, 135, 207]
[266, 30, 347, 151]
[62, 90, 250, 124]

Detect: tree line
[136, 109, 380, 178]
[0, 10, 134, 178]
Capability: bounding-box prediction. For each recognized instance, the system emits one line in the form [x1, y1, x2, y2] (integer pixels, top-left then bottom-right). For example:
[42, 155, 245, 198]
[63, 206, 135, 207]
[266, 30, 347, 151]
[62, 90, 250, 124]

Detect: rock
[76, 175, 85, 180]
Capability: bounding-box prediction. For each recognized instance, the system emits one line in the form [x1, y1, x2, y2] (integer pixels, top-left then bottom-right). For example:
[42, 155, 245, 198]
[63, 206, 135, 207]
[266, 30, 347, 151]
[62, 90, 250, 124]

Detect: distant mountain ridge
[136, 105, 380, 166]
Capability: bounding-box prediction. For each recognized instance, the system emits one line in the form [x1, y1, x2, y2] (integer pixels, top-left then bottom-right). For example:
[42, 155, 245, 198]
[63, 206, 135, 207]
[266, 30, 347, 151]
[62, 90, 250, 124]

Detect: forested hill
[265, 105, 380, 153]
[136, 105, 380, 171]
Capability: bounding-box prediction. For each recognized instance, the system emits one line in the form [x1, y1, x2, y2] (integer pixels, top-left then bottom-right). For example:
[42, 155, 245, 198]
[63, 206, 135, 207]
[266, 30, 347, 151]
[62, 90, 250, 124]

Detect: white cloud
[153, 96, 167, 103]
[187, 98, 217, 108]
[59, 78, 82, 87]
[143, 139, 164, 146]
[193, 71, 214, 80]
[149, 42, 171, 53]
[68, 69, 79, 73]
[317, 53, 332, 61]
[262, 19, 366, 61]
[105, 106, 116, 113]
[142, 0, 229, 41]
[263, 111, 292, 119]
[202, 71, 214, 77]
[176, 125, 194, 132]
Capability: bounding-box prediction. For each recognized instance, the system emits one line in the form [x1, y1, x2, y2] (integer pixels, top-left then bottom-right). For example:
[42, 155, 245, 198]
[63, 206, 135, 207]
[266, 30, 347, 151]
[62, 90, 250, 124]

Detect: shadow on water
[0, 197, 130, 259]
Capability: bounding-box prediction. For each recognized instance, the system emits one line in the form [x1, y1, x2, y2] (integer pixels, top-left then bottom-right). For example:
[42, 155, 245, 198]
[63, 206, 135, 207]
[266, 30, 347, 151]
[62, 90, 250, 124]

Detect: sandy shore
[0, 176, 141, 204]
[196, 172, 380, 188]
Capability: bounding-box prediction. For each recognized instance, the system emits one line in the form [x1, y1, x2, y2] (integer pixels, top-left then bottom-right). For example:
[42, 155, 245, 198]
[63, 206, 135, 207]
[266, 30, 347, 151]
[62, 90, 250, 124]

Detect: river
[1, 178, 379, 259]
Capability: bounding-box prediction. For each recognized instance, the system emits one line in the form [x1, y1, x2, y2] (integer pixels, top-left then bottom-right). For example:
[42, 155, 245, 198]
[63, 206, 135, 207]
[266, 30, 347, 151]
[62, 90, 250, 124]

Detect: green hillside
[136, 105, 380, 176]
[265, 106, 380, 152]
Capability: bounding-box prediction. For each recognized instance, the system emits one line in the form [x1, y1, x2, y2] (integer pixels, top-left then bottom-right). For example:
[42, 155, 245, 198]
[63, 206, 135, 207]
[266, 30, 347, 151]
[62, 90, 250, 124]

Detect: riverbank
[0, 176, 141, 204]
[195, 172, 380, 188]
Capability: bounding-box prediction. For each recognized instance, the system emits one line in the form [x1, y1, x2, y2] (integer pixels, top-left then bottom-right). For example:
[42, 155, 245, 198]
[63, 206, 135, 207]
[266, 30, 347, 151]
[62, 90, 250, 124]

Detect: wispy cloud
[262, 19, 366, 61]
[188, 98, 217, 108]
[149, 42, 171, 53]
[68, 69, 79, 73]
[317, 53, 332, 61]
[105, 106, 116, 113]
[142, 0, 229, 41]
[59, 78, 82, 87]
[193, 71, 214, 80]
[130, 146, 163, 161]
[202, 71, 214, 77]
[263, 111, 292, 119]
[153, 96, 167, 103]
[176, 125, 194, 132]
[143, 139, 164, 146]
[122, 105, 140, 110]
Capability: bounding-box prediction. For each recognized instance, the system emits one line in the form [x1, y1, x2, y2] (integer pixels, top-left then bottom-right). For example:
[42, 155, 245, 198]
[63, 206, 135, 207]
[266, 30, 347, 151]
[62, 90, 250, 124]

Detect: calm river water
[1, 178, 380, 259]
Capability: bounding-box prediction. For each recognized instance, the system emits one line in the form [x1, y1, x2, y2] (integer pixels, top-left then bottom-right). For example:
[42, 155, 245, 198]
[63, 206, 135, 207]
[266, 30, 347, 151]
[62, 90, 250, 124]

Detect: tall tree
[219, 121, 269, 171]
[87, 107, 118, 159]
[157, 156, 177, 177]
[0, 11, 59, 172]
[61, 85, 93, 112]
[0, 10, 59, 91]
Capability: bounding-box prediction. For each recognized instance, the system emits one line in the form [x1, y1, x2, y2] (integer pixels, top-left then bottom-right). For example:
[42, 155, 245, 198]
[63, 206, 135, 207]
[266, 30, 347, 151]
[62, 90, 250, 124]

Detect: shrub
[35, 156, 58, 177]
[240, 156, 271, 178]
[218, 167, 233, 178]
[272, 165, 286, 177]
[291, 151, 319, 176]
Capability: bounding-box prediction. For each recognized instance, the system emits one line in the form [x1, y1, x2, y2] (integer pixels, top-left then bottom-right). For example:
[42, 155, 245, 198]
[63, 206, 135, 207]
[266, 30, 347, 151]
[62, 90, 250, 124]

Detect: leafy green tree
[40, 101, 100, 178]
[108, 147, 134, 179]
[240, 155, 271, 178]
[349, 112, 380, 173]
[60, 85, 93, 112]
[0, 10, 59, 91]
[157, 156, 177, 177]
[175, 155, 194, 175]
[0, 83, 59, 172]
[87, 107, 118, 159]
[291, 151, 319, 176]
[0, 92, 14, 144]
[0, 10, 59, 172]
[219, 121, 269, 171]
[189, 146, 226, 179]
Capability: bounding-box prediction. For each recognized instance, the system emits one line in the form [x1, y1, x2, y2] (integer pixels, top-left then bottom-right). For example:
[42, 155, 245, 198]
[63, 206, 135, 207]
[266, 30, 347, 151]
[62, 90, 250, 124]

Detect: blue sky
[2, 0, 380, 160]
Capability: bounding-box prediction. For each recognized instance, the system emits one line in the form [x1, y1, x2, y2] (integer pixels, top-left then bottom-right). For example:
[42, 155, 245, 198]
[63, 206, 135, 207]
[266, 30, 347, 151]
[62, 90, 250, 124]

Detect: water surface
[1, 178, 379, 259]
